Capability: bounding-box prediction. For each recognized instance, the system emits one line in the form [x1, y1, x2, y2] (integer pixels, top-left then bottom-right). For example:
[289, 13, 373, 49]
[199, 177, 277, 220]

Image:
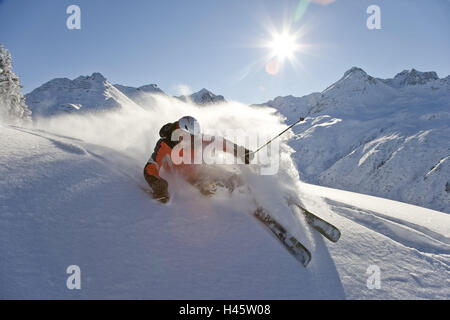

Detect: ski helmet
[178, 116, 201, 135]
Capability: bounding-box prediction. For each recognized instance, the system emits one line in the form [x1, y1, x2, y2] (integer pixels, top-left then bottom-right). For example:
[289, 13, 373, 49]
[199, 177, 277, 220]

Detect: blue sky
[1, 0, 449, 103]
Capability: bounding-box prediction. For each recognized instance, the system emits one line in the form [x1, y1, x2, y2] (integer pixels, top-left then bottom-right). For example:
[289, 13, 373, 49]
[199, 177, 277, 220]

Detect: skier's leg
[143, 164, 170, 202]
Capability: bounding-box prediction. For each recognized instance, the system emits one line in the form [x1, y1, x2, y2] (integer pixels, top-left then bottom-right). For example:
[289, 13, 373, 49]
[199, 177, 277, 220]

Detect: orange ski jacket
[144, 122, 240, 183]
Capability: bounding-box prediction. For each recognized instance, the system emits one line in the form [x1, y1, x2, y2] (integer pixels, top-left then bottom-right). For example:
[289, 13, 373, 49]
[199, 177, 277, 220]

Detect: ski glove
[236, 146, 254, 164]
[244, 148, 254, 164]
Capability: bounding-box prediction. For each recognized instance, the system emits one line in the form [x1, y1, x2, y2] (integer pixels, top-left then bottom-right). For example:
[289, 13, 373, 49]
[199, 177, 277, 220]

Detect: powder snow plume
[31, 94, 308, 227]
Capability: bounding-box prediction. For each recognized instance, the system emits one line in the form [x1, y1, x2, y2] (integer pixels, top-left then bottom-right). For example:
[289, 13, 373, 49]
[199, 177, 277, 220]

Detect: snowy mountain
[20, 65, 449, 212]
[0, 45, 31, 124]
[177, 88, 226, 105]
[260, 67, 450, 213]
[1, 123, 449, 299]
[25, 72, 141, 118]
[115, 85, 225, 106]
[26, 72, 226, 117]
[114, 83, 166, 106]
[382, 68, 441, 87]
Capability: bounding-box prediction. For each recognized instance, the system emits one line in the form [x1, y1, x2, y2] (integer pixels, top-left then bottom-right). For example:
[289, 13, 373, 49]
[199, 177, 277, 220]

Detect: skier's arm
[233, 143, 254, 164]
[201, 135, 254, 164]
[210, 136, 254, 164]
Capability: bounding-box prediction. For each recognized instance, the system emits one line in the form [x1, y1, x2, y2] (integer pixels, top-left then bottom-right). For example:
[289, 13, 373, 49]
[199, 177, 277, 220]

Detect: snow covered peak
[197, 88, 210, 94]
[322, 66, 379, 95]
[25, 72, 138, 118]
[337, 67, 374, 85]
[343, 66, 369, 79]
[177, 88, 226, 105]
[138, 84, 162, 93]
[115, 83, 164, 96]
[114, 83, 166, 106]
[74, 72, 107, 82]
[73, 72, 109, 87]
[337, 66, 375, 84]
[40, 72, 108, 91]
[315, 67, 391, 113]
[390, 69, 439, 87]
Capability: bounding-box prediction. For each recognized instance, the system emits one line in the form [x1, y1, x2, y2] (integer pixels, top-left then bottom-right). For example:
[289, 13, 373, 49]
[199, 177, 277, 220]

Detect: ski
[287, 198, 341, 243]
[253, 207, 311, 267]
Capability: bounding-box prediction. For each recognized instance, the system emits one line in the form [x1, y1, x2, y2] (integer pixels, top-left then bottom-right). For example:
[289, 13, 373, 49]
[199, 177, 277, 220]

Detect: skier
[143, 116, 339, 267]
[144, 116, 253, 203]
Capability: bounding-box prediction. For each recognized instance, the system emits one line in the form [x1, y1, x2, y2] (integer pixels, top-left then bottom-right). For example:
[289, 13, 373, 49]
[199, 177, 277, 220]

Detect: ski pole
[251, 116, 305, 155]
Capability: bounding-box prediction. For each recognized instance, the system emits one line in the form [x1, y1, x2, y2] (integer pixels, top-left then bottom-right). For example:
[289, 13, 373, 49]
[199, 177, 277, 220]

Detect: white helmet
[178, 116, 201, 136]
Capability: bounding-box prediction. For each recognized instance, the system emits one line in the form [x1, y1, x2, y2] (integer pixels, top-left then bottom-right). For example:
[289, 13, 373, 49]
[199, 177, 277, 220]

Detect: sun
[269, 31, 299, 61]
[261, 27, 305, 75]
[237, 23, 311, 78]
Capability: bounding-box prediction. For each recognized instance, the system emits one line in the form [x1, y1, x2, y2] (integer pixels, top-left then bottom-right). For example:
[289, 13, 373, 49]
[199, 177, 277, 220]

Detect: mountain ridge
[259, 67, 450, 213]
[25, 72, 227, 116]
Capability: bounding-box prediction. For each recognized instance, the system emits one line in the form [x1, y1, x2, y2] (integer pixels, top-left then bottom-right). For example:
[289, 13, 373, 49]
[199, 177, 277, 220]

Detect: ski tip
[325, 228, 341, 243]
[331, 230, 341, 243]
[302, 253, 312, 267]
[293, 248, 311, 267]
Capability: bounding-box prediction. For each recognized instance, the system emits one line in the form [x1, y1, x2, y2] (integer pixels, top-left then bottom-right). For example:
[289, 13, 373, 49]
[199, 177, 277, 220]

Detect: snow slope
[260, 67, 450, 213]
[1, 123, 448, 299]
[0, 124, 343, 299]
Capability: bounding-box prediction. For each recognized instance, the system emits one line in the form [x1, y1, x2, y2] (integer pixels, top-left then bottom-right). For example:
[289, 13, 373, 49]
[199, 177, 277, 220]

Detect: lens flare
[269, 31, 299, 61]
[236, 13, 314, 79]
[265, 58, 281, 75]
[262, 26, 306, 75]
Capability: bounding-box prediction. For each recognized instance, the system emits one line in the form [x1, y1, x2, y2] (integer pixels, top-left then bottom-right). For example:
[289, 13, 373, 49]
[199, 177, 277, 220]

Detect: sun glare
[261, 26, 306, 75]
[241, 22, 311, 78]
[269, 31, 299, 61]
